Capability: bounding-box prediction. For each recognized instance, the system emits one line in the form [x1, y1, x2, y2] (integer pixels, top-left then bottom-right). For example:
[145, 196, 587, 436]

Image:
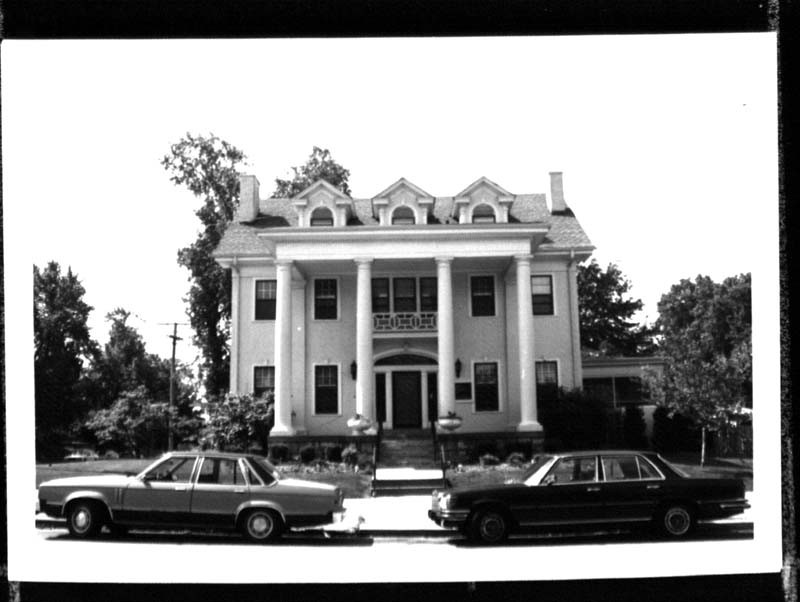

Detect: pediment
[455, 177, 513, 200]
[293, 179, 351, 206]
[372, 178, 434, 204]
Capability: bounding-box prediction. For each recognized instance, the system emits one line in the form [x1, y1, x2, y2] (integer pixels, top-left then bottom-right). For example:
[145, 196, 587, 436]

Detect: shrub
[269, 444, 289, 464]
[341, 444, 359, 467]
[539, 387, 607, 450]
[299, 445, 317, 464]
[103, 450, 120, 460]
[506, 452, 526, 466]
[479, 453, 500, 466]
[324, 445, 343, 463]
[652, 406, 700, 453]
[622, 404, 648, 449]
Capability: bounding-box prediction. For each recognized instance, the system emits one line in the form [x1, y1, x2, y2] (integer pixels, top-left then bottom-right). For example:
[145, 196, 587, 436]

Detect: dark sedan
[429, 450, 749, 544]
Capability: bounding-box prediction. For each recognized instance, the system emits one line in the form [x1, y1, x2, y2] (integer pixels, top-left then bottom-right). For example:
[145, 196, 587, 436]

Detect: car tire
[66, 501, 103, 539]
[657, 503, 695, 538]
[469, 508, 509, 544]
[241, 509, 283, 542]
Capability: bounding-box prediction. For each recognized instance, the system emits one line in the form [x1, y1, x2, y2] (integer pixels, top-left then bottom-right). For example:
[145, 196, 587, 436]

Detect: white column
[516, 254, 542, 431]
[436, 256, 455, 418]
[271, 259, 295, 435]
[230, 261, 240, 394]
[354, 258, 374, 423]
[567, 256, 583, 388]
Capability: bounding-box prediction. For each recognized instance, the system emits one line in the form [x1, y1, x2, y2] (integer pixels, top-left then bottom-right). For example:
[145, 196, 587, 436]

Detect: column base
[270, 425, 297, 436]
[517, 421, 544, 432]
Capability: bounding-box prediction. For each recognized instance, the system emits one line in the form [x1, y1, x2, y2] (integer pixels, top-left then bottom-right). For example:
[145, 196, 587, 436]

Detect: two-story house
[213, 172, 593, 449]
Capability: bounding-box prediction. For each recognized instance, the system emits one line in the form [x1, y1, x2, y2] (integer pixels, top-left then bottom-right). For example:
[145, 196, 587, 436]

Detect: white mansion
[213, 172, 594, 439]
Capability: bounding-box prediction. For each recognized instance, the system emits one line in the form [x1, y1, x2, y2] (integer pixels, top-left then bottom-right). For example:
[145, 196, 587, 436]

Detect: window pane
[393, 278, 417, 312]
[314, 279, 338, 319]
[536, 361, 559, 403]
[146, 456, 195, 483]
[372, 278, 390, 313]
[315, 365, 338, 414]
[472, 204, 496, 223]
[420, 277, 437, 311]
[532, 275, 554, 315]
[471, 276, 495, 316]
[615, 377, 644, 404]
[638, 457, 661, 479]
[548, 457, 596, 484]
[392, 206, 415, 225]
[254, 366, 275, 398]
[602, 456, 640, 481]
[255, 280, 277, 320]
[310, 207, 334, 226]
[474, 362, 499, 412]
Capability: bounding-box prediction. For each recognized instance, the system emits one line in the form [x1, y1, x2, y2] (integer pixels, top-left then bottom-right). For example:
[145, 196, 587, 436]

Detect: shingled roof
[214, 183, 592, 257]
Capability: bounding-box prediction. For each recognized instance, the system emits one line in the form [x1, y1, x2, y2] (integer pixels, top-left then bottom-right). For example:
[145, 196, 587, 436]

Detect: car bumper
[428, 508, 470, 529]
[697, 498, 751, 520]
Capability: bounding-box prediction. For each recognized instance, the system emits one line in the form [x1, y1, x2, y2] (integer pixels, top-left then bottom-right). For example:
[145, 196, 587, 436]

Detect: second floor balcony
[373, 311, 437, 333]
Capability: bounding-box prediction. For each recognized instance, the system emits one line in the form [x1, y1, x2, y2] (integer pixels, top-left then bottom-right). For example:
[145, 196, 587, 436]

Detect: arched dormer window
[391, 206, 416, 225]
[471, 204, 496, 224]
[310, 207, 334, 227]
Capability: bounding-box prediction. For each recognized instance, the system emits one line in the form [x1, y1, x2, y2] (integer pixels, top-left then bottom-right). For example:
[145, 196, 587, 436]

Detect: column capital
[514, 253, 534, 265]
[275, 258, 294, 269]
[354, 257, 374, 268]
[435, 256, 455, 266]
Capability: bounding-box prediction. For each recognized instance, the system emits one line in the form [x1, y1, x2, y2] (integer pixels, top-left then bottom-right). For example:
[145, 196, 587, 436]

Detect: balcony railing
[373, 312, 437, 332]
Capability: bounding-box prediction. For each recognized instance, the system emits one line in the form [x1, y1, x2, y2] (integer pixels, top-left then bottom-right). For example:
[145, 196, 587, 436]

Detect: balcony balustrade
[373, 312, 438, 332]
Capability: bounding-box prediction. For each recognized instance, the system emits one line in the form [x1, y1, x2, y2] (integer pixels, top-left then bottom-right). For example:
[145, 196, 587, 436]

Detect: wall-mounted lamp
[455, 358, 463, 378]
[350, 360, 357, 380]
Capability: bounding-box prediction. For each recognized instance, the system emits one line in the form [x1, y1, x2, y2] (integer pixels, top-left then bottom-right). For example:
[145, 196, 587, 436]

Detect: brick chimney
[237, 174, 260, 222]
[549, 171, 567, 213]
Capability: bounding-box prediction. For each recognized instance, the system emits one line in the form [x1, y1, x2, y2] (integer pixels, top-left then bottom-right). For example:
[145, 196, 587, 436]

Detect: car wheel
[469, 508, 509, 544]
[658, 504, 695, 538]
[66, 501, 102, 539]
[241, 509, 283, 542]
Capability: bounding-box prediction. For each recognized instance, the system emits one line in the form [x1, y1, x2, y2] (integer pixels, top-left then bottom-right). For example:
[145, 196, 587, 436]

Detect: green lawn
[36, 454, 753, 497]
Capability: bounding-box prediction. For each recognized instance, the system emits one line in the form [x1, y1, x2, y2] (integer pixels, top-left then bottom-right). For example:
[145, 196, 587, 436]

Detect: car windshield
[247, 456, 281, 484]
[517, 455, 555, 485]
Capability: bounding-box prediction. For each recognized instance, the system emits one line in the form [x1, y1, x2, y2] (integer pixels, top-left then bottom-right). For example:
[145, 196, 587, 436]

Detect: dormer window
[391, 206, 416, 225]
[471, 204, 496, 224]
[310, 207, 334, 227]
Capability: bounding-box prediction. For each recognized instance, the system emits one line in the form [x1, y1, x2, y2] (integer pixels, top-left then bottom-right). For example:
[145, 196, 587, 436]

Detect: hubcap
[480, 515, 505, 541]
[250, 514, 272, 537]
[73, 509, 90, 531]
[665, 507, 690, 535]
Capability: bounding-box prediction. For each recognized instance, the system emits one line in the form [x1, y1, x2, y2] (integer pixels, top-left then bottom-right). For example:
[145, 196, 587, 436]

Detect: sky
[3, 35, 778, 365]
[2, 34, 783, 582]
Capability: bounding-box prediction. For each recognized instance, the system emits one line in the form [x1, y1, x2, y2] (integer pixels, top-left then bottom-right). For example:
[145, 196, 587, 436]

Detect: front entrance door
[392, 371, 422, 428]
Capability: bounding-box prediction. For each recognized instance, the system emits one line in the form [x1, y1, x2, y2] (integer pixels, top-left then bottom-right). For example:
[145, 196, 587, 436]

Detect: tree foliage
[34, 262, 98, 458]
[648, 273, 752, 464]
[162, 133, 247, 397]
[577, 259, 656, 356]
[201, 393, 275, 452]
[273, 147, 351, 197]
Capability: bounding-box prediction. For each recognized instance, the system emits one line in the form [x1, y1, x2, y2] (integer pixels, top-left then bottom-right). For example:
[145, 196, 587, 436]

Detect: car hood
[277, 478, 338, 493]
[449, 482, 526, 499]
[39, 474, 137, 489]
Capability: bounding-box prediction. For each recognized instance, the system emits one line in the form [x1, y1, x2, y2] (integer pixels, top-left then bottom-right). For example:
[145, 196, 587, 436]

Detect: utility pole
[160, 322, 186, 452]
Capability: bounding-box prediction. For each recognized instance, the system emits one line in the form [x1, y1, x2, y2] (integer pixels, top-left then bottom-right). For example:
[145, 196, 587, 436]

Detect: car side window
[602, 456, 640, 481]
[146, 456, 195, 482]
[548, 457, 597, 484]
[197, 458, 246, 485]
[637, 456, 662, 479]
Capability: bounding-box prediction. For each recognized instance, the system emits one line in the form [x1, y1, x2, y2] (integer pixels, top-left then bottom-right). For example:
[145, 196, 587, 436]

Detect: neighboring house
[213, 172, 593, 443]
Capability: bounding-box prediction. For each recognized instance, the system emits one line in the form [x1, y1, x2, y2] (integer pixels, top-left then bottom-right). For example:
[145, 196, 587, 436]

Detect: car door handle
[646, 485, 661, 490]
[233, 488, 246, 494]
[174, 485, 187, 491]
[586, 486, 601, 492]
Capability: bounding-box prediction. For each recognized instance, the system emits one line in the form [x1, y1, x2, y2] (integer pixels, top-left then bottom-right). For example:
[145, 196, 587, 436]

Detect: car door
[120, 455, 197, 525]
[188, 457, 250, 528]
[598, 454, 665, 522]
[522, 455, 604, 526]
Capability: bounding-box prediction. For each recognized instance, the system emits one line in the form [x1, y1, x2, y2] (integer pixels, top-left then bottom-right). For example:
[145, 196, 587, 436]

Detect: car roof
[163, 450, 265, 460]
[550, 450, 656, 458]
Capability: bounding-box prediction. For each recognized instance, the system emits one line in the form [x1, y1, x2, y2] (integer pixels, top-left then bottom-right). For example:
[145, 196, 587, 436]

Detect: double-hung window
[253, 366, 275, 398]
[474, 362, 499, 412]
[470, 276, 495, 316]
[314, 279, 338, 320]
[419, 277, 437, 311]
[532, 275, 554, 315]
[393, 278, 417, 312]
[255, 280, 277, 320]
[314, 365, 339, 414]
[536, 360, 559, 402]
[372, 278, 391, 313]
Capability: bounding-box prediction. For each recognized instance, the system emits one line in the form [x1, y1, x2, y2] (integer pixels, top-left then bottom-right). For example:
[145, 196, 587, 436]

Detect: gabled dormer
[453, 177, 514, 224]
[291, 180, 354, 227]
[372, 178, 435, 226]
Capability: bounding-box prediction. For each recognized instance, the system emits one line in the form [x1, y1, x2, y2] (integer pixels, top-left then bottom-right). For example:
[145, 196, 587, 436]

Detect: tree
[273, 146, 351, 197]
[578, 259, 656, 356]
[34, 262, 98, 459]
[648, 274, 752, 465]
[162, 134, 246, 396]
